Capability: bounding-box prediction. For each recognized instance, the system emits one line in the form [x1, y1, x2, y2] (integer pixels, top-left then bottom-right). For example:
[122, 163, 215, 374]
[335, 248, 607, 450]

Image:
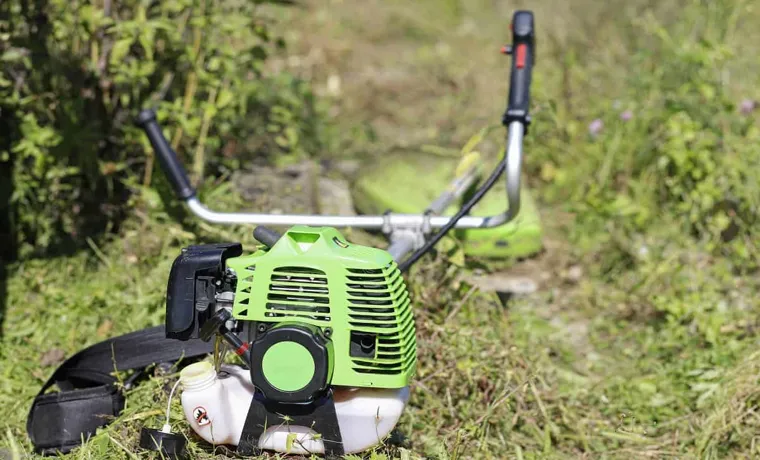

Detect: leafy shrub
[0, 0, 323, 258]
[527, 0, 759, 342]
[534, 0, 759, 270]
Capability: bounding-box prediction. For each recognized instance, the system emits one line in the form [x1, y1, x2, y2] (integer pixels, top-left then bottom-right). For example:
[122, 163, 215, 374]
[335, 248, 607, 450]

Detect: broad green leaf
[110, 38, 133, 66]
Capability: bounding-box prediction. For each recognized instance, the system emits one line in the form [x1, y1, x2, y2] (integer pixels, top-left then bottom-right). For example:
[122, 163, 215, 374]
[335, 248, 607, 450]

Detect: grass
[2, 0, 760, 458]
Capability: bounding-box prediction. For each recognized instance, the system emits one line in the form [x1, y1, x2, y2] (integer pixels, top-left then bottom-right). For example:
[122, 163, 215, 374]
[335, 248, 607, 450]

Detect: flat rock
[467, 272, 539, 295]
[233, 160, 355, 217]
[317, 177, 355, 216]
[329, 159, 361, 177]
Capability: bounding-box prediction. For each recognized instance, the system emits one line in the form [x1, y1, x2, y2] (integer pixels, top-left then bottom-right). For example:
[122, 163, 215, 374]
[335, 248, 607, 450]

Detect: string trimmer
[26, 10, 536, 458]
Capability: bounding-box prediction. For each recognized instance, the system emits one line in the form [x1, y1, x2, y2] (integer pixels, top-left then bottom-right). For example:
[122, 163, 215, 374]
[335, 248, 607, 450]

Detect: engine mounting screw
[324, 327, 333, 338]
[257, 324, 267, 333]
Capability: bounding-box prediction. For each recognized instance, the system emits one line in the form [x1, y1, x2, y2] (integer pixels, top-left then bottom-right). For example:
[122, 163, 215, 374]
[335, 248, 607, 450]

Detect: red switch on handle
[515, 43, 527, 69]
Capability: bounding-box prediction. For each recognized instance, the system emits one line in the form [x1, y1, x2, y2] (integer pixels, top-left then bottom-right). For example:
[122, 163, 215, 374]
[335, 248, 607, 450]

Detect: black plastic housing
[165, 243, 242, 340]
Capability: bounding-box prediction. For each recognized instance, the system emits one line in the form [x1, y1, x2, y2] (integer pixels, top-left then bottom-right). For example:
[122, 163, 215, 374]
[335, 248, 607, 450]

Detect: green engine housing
[227, 226, 417, 392]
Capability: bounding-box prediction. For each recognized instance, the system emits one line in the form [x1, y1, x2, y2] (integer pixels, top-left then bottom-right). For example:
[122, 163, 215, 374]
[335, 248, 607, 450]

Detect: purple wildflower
[740, 99, 756, 115]
[588, 119, 604, 137]
[620, 110, 633, 122]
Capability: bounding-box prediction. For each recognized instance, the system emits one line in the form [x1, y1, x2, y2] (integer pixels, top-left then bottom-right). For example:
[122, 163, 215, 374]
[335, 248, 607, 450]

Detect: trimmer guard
[352, 152, 543, 259]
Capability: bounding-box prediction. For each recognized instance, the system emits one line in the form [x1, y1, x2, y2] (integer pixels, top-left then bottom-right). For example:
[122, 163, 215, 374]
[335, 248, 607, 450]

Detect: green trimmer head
[352, 151, 543, 260]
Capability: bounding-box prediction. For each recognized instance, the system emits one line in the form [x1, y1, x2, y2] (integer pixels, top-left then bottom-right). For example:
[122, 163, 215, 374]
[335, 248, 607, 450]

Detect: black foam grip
[136, 109, 196, 200]
[503, 11, 535, 126]
[253, 226, 282, 248]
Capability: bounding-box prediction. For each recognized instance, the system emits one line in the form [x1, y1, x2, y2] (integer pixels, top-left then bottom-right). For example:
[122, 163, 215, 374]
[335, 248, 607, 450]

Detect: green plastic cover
[227, 226, 416, 389]
[352, 152, 543, 259]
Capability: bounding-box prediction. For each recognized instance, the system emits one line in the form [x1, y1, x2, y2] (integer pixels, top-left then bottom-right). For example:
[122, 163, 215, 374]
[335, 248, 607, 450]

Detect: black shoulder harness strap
[26, 326, 213, 455]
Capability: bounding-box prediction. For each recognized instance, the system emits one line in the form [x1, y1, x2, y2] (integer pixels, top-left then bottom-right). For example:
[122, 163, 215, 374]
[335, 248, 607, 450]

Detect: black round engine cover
[250, 323, 332, 403]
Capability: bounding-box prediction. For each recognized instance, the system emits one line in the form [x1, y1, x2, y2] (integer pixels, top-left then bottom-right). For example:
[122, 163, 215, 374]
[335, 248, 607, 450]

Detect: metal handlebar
[138, 116, 523, 230]
[137, 10, 533, 236]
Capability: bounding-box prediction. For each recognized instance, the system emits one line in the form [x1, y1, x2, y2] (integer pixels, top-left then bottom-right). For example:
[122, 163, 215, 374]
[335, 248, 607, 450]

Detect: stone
[468, 273, 539, 295]
[317, 177, 355, 216]
[566, 265, 583, 282]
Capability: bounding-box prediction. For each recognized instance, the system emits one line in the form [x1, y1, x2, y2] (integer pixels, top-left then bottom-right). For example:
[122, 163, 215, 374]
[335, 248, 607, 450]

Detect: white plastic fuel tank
[178, 361, 409, 455]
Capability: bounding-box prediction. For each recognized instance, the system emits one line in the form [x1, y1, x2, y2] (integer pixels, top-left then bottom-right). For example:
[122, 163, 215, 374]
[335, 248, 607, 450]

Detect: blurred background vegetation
[0, 0, 325, 259]
[1, 0, 759, 458]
